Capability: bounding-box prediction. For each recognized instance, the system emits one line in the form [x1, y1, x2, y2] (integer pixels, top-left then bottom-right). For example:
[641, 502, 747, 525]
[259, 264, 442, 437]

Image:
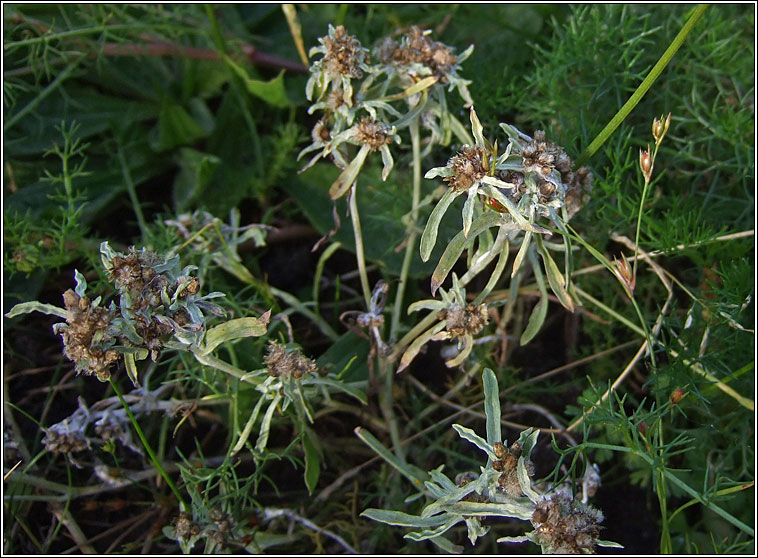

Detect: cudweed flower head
[398, 274, 488, 372]
[530, 494, 605, 554]
[264, 340, 317, 380]
[306, 24, 371, 108]
[327, 117, 400, 200]
[376, 25, 474, 107]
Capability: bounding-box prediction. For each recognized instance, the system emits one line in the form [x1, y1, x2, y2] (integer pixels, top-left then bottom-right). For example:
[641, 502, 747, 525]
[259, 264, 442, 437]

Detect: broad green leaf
[150, 102, 209, 152]
[200, 313, 270, 355]
[483, 368, 502, 446]
[173, 148, 221, 211]
[302, 426, 322, 495]
[5, 301, 66, 319]
[420, 188, 460, 262]
[223, 56, 290, 108]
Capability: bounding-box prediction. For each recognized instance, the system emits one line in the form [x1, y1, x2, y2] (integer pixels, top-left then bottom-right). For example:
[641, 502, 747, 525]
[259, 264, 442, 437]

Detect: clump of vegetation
[3, 4, 753, 555]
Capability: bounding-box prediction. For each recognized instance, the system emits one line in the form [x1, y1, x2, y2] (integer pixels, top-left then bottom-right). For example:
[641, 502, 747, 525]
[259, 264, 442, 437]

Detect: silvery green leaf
[538, 239, 575, 311]
[310, 376, 367, 405]
[440, 501, 534, 521]
[495, 142, 514, 166]
[421, 481, 481, 519]
[431, 228, 470, 296]
[497, 535, 530, 544]
[329, 144, 370, 200]
[511, 231, 532, 278]
[420, 188, 461, 262]
[469, 107, 486, 148]
[499, 123, 531, 144]
[480, 174, 516, 191]
[5, 301, 67, 319]
[480, 184, 548, 234]
[405, 517, 462, 542]
[200, 313, 270, 355]
[124, 352, 141, 388]
[73, 269, 87, 297]
[380, 144, 394, 181]
[255, 393, 282, 453]
[597, 539, 625, 548]
[361, 508, 452, 529]
[483, 368, 502, 447]
[462, 187, 478, 237]
[397, 320, 448, 374]
[423, 166, 454, 180]
[355, 427, 429, 488]
[457, 43, 475, 63]
[453, 424, 496, 459]
[428, 466, 458, 492]
[406, 299, 446, 314]
[520, 250, 548, 345]
[517, 457, 541, 504]
[152, 254, 180, 274]
[99, 241, 118, 269]
[464, 516, 489, 545]
[444, 334, 473, 368]
[516, 428, 539, 458]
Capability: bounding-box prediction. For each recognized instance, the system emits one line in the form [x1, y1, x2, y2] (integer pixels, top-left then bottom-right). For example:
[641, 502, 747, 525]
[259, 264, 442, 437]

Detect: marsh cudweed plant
[362, 369, 620, 554]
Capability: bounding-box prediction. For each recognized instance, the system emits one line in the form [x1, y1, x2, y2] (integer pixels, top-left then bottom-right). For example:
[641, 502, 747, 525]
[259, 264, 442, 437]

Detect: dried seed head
[43, 428, 90, 454]
[312, 118, 332, 144]
[444, 303, 488, 338]
[564, 166, 593, 220]
[264, 341, 317, 380]
[531, 495, 604, 554]
[444, 146, 489, 191]
[322, 25, 369, 80]
[493, 441, 507, 459]
[380, 26, 457, 81]
[355, 118, 394, 151]
[59, 289, 119, 381]
[521, 131, 572, 181]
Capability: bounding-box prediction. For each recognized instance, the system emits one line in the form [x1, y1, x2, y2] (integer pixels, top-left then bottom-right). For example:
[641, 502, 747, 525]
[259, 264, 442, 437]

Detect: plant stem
[390, 117, 422, 340]
[108, 378, 187, 510]
[632, 142, 660, 281]
[348, 184, 372, 309]
[117, 141, 149, 240]
[575, 4, 708, 167]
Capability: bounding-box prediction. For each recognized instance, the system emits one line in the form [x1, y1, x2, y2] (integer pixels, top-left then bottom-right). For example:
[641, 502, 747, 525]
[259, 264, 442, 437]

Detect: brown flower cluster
[355, 117, 394, 151]
[43, 428, 90, 454]
[264, 341, 317, 380]
[444, 146, 489, 191]
[531, 494, 604, 554]
[59, 289, 120, 381]
[441, 302, 489, 339]
[378, 26, 457, 81]
[493, 441, 535, 498]
[519, 130, 593, 214]
[322, 25, 369, 80]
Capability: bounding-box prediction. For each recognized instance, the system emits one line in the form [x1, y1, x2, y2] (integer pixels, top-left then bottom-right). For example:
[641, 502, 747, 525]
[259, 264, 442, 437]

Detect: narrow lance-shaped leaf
[473, 231, 509, 305]
[255, 392, 283, 453]
[397, 320, 447, 374]
[537, 237, 575, 311]
[511, 231, 532, 278]
[483, 368, 502, 447]
[329, 144, 371, 200]
[5, 301, 67, 320]
[360, 509, 452, 529]
[200, 312, 270, 355]
[520, 250, 549, 345]
[462, 187, 478, 237]
[354, 427, 429, 488]
[420, 188, 461, 262]
[431, 229, 470, 296]
[453, 424, 496, 459]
